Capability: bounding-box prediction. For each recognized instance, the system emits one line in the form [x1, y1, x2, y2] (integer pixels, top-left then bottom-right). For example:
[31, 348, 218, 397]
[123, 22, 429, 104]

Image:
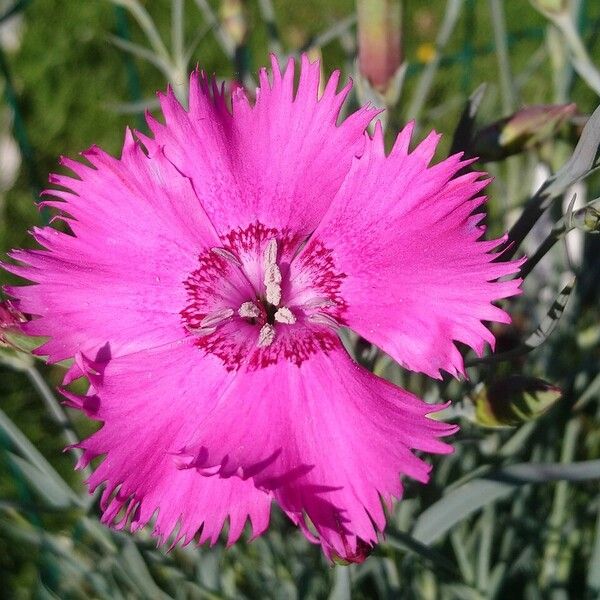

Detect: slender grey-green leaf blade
[413, 459, 600, 544]
[7, 452, 75, 509]
[0, 409, 84, 507]
[525, 276, 576, 348]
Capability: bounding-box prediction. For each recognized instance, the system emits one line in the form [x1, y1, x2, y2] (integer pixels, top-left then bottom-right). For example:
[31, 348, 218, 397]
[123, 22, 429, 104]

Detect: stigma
[180, 221, 347, 369]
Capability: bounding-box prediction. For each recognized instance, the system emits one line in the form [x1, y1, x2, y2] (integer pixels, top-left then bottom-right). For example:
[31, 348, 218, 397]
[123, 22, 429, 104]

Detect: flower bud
[472, 103, 576, 162]
[357, 0, 403, 94]
[571, 202, 600, 234]
[330, 538, 373, 565]
[0, 299, 27, 348]
[220, 0, 247, 46]
[469, 376, 562, 429]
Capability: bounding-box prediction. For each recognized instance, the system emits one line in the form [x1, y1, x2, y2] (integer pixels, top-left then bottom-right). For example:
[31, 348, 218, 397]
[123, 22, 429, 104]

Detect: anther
[303, 297, 335, 309]
[274, 307, 296, 324]
[264, 239, 278, 265]
[263, 238, 282, 307]
[200, 307, 234, 328]
[238, 301, 260, 319]
[308, 312, 341, 330]
[185, 324, 217, 337]
[211, 247, 242, 266]
[257, 323, 276, 347]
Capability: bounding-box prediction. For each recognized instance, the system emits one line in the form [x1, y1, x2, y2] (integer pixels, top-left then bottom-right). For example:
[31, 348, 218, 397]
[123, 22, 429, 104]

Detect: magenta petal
[2, 55, 525, 563]
[301, 123, 523, 378]
[4, 133, 219, 363]
[73, 339, 270, 546]
[174, 341, 455, 559]
[147, 55, 379, 237]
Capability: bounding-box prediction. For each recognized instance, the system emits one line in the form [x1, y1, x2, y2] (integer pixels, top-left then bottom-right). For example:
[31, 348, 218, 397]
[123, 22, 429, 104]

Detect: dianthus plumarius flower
[3, 55, 522, 562]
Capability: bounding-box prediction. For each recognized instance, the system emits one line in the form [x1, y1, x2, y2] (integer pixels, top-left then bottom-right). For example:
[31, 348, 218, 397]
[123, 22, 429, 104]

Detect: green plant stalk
[501, 103, 600, 260]
[476, 505, 494, 591]
[451, 527, 475, 585]
[587, 506, 600, 593]
[0, 354, 92, 486]
[109, 0, 170, 63]
[554, 11, 600, 95]
[488, 0, 516, 111]
[257, 0, 282, 55]
[300, 14, 358, 54]
[0, 45, 46, 221]
[406, 0, 463, 129]
[499, 492, 527, 562]
[172, 0, 185, 69]
[193, 0, 235, 58]
[540, 418, 581, 589]
[489, 0, 524, 213]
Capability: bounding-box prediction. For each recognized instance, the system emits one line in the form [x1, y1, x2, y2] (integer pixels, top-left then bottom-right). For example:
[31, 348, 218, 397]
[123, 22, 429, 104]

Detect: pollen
[274, 306, 296, 324]
[257, 323, 276, 347]
[238, 301, 260, 319]
[263, 238, 282, 307]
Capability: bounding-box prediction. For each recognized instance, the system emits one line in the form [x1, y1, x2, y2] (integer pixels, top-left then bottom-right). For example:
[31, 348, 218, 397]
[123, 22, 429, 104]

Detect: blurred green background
[1, 1, 600, 598]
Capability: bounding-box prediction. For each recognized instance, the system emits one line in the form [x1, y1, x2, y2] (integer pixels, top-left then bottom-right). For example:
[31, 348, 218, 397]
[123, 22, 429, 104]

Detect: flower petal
[298, 123, 523, 378]
[166, 339, 455, 560]
[146, 54, 378, 237]
[71, 339, 270, 547]
[3, 132, 219, 363]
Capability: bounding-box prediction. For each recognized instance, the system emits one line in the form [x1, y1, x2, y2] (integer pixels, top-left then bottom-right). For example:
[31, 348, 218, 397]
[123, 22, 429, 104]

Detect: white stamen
[308, 312, 341, 330]
[211, 247, 242, 266]
[238, 301, 260, 319]
[263, 238, 282, 306]
[265, 280, 282, 306]
[303, 297, 335, 309]
[263, 238, 278, 265]
[186, 324, 217, 337]
[257, 323, 276, 347]
[200, 307, 234, 328]
[264, 265, 282, 306]
[274, 306, 296, 325]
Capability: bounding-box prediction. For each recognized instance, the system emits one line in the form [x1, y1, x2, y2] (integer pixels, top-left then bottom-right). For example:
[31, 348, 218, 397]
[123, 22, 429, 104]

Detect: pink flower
[0, 298, 26, 346]
[2, 56, 521, 561]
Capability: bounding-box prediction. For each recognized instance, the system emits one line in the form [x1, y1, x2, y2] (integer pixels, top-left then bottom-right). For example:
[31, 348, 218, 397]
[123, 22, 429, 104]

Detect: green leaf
[525, 276, 575, 348]
[6, 452, 76, 509]
[383, 529, 459, 576]
[587, 508, 600, 594]
[449, 83, 487, 156]
[503, 104, 600, 259]
[119, 541, 170, 600]
[545, 104, 600, 198]
[0, 409, 84, 508]
[413, 459, 600, 545]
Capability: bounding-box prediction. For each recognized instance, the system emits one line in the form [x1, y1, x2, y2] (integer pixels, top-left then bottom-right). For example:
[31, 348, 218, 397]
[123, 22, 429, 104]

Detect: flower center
[180, 222, 347, 370]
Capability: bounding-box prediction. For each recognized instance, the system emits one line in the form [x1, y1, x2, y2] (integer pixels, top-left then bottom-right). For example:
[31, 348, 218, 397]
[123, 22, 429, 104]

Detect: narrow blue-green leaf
[0, 409, 84, 507]
[6, 452, 75, 509]
[466, 277, 575, 365]
[120, 541, 170, 600]
[587, 507, 600, 593]
[383, 529, 459, 576]
[413, 459, 600, 544]
[449, 83, 487, 155]
[545, 103, 600, 197]
[525, 276, 575, 348]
